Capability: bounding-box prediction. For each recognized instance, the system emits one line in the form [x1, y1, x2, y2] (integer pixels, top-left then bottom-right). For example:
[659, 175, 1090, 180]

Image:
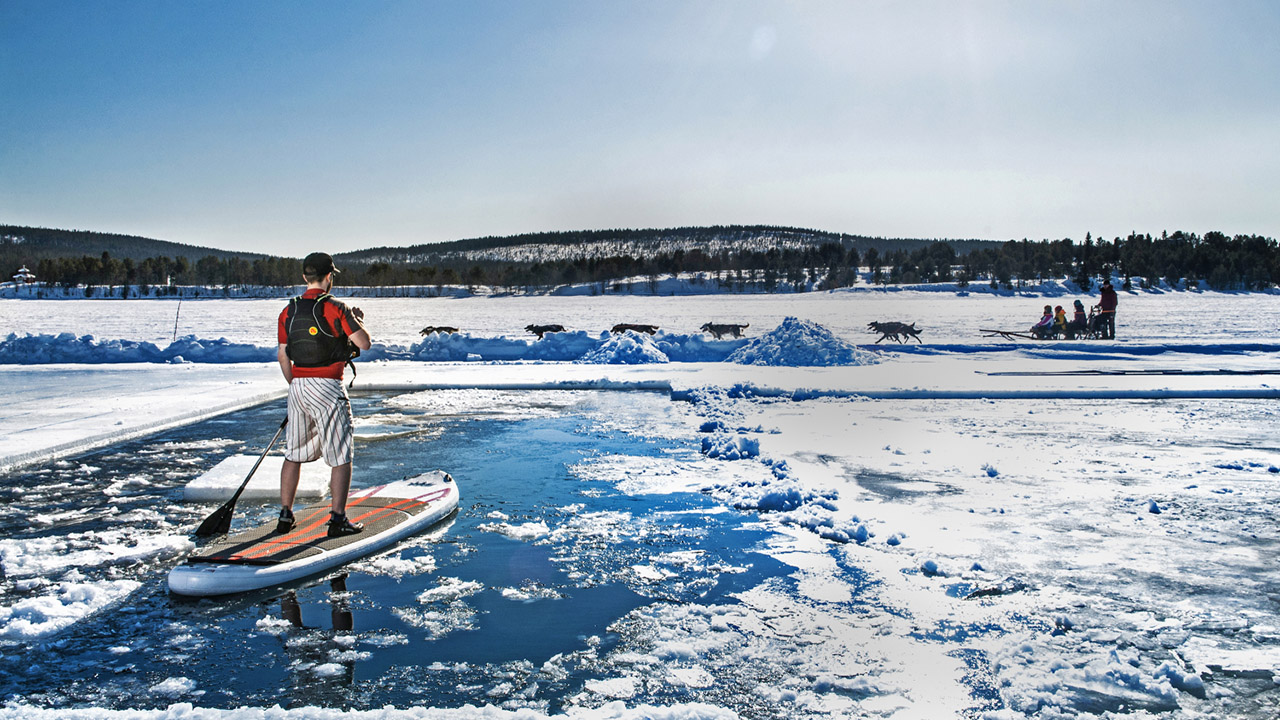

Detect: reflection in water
[279, 574, 357, 686]
[280, 574, 354, 632]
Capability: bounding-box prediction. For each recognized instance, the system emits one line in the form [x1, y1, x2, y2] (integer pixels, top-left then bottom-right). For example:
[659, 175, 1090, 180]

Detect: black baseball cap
[302, 252, 340, 276]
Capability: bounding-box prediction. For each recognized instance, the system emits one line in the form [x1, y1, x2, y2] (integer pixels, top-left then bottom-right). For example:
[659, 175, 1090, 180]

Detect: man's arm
[277, 343, 293, 382]
[349, 328, 371, 351]
[347, 307, 371, 351]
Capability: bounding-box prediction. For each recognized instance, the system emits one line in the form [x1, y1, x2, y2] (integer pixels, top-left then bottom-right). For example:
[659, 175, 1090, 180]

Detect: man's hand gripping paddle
[194, 417, 288, 538]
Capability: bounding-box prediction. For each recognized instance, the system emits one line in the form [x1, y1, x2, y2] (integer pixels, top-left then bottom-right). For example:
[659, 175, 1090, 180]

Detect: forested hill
[337, 225, 1000, 265]
[0, 225, 267, 263]
[5, 223, 1277, 294]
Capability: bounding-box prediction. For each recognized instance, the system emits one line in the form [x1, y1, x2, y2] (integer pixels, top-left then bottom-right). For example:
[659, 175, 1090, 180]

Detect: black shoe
[327, 512, 364, 538]
[276, 507, 295, 534]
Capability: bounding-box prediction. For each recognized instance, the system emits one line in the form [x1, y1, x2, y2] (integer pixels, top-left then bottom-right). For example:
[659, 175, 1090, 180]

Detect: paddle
[194, 417, 288, 538]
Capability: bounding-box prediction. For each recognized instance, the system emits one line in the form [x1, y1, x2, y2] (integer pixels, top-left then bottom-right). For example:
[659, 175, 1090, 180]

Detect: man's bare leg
[281, 459, 302, 509]
[329, 462, 352, 515]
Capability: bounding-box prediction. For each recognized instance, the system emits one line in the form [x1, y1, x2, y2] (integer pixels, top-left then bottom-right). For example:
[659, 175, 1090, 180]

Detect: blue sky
[2, 1, 1278, 256]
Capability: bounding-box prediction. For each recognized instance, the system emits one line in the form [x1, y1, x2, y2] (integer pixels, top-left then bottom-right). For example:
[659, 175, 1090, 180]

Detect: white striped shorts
[285, 377, 354, 466]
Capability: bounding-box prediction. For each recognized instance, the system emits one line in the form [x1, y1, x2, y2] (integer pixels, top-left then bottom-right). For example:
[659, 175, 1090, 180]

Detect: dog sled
[982, 309, 1108, 342]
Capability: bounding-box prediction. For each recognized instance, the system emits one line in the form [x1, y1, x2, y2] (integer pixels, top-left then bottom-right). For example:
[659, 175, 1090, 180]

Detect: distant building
[12, 265, 36, 284]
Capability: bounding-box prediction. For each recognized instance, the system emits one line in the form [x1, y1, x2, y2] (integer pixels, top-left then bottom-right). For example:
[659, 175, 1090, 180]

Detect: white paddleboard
[169, 471, 459, 597]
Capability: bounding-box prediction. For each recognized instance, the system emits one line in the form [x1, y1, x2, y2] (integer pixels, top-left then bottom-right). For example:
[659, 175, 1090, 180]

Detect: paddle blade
[194, 503, 234, 538]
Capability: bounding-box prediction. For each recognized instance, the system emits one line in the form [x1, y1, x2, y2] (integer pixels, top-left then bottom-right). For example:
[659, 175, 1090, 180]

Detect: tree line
[13, 252, 303, 296]
[7, 230, 1278, 294]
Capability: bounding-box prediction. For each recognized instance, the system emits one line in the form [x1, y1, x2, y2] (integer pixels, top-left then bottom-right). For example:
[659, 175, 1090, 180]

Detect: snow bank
[0, 328, 742, 365]
[0, 320, 884, 367]
[725, 317, 879, 367]
[7, 327, 1278, 367]
[0, 333, 272, 364]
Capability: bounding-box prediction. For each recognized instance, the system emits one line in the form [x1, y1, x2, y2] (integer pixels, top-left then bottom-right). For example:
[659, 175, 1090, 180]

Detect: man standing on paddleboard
[276, 252, 372, 537]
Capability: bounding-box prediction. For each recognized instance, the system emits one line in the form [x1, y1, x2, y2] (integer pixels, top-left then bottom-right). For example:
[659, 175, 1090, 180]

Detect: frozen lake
[1, 288, 1279, 719]
[5, 287, 1280, 347]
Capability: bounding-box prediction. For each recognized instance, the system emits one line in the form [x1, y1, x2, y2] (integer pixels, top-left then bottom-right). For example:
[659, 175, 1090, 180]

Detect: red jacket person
[1097, 279, 1118, 339]
[276, 252, 373, 537]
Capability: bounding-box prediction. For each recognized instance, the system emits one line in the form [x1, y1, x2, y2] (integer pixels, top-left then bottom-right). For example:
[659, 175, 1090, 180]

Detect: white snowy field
[5, 284, 1280, 347]
[1, 289, 1280, 719]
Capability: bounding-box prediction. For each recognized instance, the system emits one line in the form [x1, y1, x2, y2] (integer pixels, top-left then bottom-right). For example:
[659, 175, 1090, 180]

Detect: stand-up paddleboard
[169, 471, 459, 597]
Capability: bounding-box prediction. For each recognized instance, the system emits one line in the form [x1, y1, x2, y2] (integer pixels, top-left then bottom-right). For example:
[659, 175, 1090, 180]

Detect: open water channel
[0, 389, 810, 714]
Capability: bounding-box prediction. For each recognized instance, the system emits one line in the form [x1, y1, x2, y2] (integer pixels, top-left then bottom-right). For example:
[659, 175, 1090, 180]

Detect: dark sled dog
[611, 323, 659, 335]
[867, 321, 922, 344]
[525, 324, 565, 339]
[419, 326, 459, 336]
[700, 322, 749, 339]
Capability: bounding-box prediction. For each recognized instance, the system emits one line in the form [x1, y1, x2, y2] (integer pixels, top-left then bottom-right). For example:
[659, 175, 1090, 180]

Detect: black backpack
[284, 293, 360, 368]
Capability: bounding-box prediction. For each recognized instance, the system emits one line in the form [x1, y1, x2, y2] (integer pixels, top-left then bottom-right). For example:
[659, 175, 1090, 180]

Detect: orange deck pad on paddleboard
[189, 487, 452, 566]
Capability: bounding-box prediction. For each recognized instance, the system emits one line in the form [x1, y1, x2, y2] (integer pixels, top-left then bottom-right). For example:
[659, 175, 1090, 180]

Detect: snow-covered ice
[2, 289, 1280, 718]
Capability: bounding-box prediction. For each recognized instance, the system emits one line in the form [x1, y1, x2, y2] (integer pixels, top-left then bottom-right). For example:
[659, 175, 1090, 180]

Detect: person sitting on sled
[1030, 305, 1055, 339]
[1065, 299, 1089, 339]
[1053, 306, 1069, 336]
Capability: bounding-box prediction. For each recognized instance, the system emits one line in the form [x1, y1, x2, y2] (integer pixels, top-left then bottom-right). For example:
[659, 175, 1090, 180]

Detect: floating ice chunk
[149, 676, 197, 697]
[500, 581, 563, 602]
[477, 520, 550, 541]
[329, 649, 371, 663]
[0, 530, 192, 578]
[351, 552, 437, 578]
[585, 676, 639, 698]
[417, 577, 483, 604]
[183, 454, 328, 502]
[666, 665, 715, 688]
[312, 663, 347, 677]
[0, 579, 140, 639]
[254, 616, 293, 636]
[632, 564, 676, 583]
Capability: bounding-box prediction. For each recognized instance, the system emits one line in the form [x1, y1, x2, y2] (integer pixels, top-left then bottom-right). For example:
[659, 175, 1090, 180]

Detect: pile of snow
[577, 331, 670, 365]
[725, 317, 878, 367]
[699, 434, 759, 460]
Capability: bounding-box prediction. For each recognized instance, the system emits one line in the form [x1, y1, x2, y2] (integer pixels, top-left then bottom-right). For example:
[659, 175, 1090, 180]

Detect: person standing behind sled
[276, 252, 372, 537]
[1097, 279, 1118, 339]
